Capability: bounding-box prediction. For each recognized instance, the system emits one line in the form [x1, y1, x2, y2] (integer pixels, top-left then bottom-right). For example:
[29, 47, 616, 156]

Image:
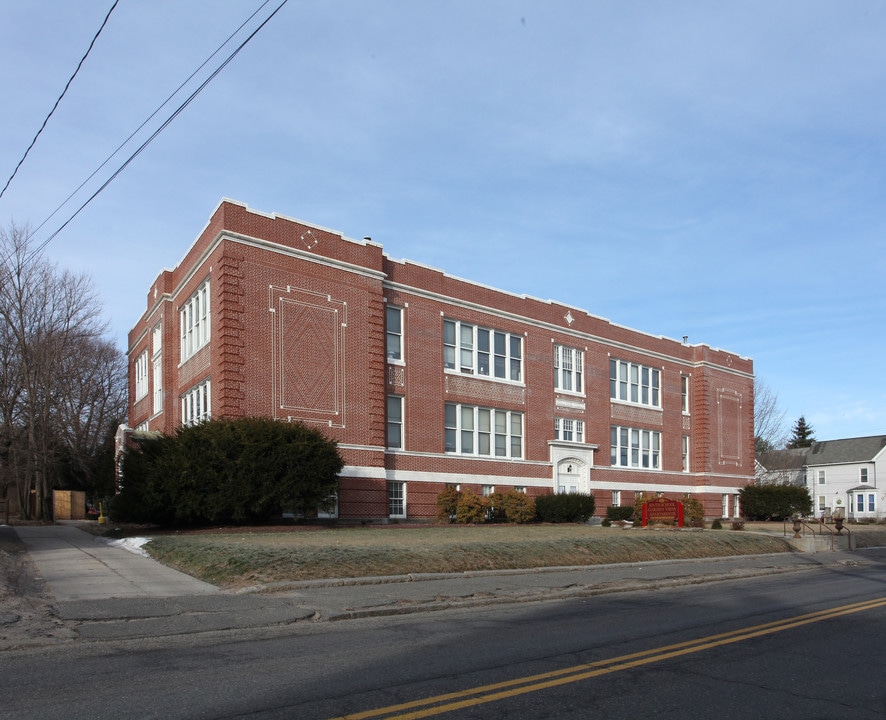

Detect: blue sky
[1, 1, 885, 443]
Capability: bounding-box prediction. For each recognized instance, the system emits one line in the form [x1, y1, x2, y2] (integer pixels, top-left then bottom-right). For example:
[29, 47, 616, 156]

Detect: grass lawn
[135, 523, 864, 589]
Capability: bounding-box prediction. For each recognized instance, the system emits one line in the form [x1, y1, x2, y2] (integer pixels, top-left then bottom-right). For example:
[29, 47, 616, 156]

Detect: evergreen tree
[786, 415, 815, 448]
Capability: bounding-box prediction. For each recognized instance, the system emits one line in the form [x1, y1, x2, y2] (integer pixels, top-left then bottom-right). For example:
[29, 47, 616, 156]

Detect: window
[611, 490, 621, 507]
[180, 279, 210, 362]
[818, 470, 826, 485]
[181, 379, 211, 426]
[818, 496, 826, 511]
[554, 417, 584, 443]
[386, 306, 403, 361]
[857, 494, 865, 513]
[682, 436, 690, 472]
[152, 358, 163, 414]
[388, 481, 405, 517]
[681, 376, 689, 413]
[152, 324, 162, 414]
[860, 468, 869, 483]
[482, 485, 494, 497]
[869, 494, 876, 512]
[443, 319, 522, 382]
[387, 396, 403, 449]
[445, 403, 523, 458]
[609, 359, 661, 408]
[134, 351, 149, 401]
[514, 486, 526, 494]
[554, 345, 584, 394]
[610, 426, 661, 469]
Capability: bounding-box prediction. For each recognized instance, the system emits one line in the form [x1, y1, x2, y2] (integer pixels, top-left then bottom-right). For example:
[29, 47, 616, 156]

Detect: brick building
[125, 199, 755, 521]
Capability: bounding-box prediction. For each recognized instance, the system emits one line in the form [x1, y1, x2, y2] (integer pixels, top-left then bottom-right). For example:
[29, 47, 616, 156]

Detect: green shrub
[535, 492, 595, 523]
[115, 417, 343, 527]
[711, 518, 723, 530]
[739, 484, 812, 521]
[455, 489, 488, 524]
[605, 505, 634, 522]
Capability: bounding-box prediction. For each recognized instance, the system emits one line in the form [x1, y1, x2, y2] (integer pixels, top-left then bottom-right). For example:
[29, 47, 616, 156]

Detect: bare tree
[0, 222, 126, 518]
[754, 377, 787, 455]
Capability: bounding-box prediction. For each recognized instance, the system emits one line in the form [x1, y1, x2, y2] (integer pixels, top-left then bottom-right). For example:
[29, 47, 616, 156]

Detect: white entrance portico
[549, 441, 598, 494]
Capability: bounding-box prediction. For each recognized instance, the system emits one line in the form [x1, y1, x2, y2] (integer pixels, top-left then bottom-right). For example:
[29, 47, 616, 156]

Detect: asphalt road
[2, 548, 885, 719]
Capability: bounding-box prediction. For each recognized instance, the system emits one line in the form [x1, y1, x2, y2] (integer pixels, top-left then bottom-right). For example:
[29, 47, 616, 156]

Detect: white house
[757, 436, 886, 521]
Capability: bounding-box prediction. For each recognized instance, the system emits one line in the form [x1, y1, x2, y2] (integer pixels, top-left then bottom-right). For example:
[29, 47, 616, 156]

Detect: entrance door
[556, 460, 581, 494]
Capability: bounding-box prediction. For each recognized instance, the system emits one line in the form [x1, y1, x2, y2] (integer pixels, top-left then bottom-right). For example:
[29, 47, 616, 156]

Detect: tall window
[818, 496, 826, 511]
[610, 359, 661, 408]
[869, 494, 876, 512]
[682, 436, 690, 472]
[387, 395, 403, 449]
[388, 481, 405, 518]
[445, 403, 523, 458]
[181, 379, 211, 426]
[134, 351, 149, 401]
[818, 470, 826, 485]
[554, 417, 584, 443]
[386, 306, 403, 361]
[611, 490, 621, 507]
[152, 324, 162, 414]
[180, 279, 210, 362]
[443, 319, 522, 382]
[681, 375, 689, 413]
[554, 345, 584, 394]
[860, 468, 868, 483]
[610, 426, 661, 469]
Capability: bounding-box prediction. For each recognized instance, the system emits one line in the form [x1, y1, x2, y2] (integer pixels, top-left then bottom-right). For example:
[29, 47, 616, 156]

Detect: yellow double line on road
[333, 596, 886, 720]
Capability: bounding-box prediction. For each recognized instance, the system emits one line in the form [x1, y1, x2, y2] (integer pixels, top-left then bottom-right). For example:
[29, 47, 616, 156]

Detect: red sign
[641, 498, 684, 527]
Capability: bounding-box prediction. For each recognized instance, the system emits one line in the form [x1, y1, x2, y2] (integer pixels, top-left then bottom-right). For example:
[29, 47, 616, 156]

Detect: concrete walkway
[14, 524, 218, 601]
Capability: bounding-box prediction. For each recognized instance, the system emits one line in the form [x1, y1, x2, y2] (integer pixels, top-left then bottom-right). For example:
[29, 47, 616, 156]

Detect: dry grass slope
[141, 525, 818, 589]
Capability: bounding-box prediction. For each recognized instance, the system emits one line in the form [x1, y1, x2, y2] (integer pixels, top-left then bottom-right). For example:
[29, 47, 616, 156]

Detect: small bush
[499, 490, 536, 524]
[682, 495, 705, 527]
[456, 489, 489, 524]
[535, 492, 596, 523]
[436, 486, 461, 523]
[711, 518, 723, 530]
[731, 520, 745, 530]
[606, 505, 634, 522]
[601, 518, 612, 527]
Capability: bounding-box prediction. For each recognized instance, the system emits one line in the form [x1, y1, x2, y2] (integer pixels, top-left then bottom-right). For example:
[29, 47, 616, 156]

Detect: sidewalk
[4, 523, 876, 647]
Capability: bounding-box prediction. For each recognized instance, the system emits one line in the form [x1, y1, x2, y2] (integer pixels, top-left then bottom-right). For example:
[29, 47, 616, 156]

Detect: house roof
[758, 435, 886, 470]
[757, 447, 809, 471]
[805, 435, 886, 466]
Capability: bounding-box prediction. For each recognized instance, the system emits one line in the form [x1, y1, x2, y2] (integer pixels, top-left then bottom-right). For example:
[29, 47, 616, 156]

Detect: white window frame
[681, 375, 689, 413]
[134, 351, 149, 401]
[554, 417, 584, 443]
[611, 490, 621, 507]
[152, 357, 163, 414]
[445, 403, 523, 459]
[388, 481, 405, 518]
[610, 426, 661, 469]
[387, 395, 403, 449]
[818, 495, 826, 511]
[386, 305, 403, 362]
[818, 470, 826, 485]
[181, 379, 211, 426]
[860, 468, 868, 483]
[554, 345, 584, 394]
[610, 359, 661, 408]
[180, 279, 210, 362]
[443, 319, 522, 382]
[682, 435, 690, 472]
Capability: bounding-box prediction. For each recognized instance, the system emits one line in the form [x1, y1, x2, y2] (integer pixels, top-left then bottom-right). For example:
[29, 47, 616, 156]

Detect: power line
[27, 0, 277, 244]
[19, 0, 288, 265]
[0, 0, 120, 201]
